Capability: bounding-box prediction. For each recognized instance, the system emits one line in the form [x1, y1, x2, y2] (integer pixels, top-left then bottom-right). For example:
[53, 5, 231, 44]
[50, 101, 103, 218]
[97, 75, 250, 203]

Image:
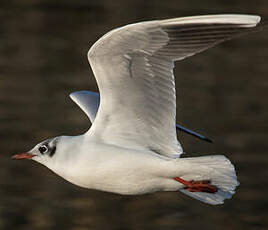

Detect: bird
[12, 14, 262, 205]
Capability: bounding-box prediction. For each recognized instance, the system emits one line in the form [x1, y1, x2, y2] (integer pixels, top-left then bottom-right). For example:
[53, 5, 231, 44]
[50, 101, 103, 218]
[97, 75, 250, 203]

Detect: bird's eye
[38, 145, 48, 154]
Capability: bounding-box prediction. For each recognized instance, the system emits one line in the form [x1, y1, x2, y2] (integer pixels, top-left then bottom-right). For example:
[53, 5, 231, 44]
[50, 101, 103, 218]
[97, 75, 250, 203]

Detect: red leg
[174, 177, 218, 193]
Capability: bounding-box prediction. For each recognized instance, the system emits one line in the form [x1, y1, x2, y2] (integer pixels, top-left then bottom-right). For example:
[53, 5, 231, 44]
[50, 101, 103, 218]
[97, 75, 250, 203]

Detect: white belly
[52, 144, 182, 194]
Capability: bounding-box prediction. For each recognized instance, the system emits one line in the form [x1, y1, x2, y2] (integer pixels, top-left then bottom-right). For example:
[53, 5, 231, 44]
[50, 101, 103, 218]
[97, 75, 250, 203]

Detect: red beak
[11, 152, 35, 160]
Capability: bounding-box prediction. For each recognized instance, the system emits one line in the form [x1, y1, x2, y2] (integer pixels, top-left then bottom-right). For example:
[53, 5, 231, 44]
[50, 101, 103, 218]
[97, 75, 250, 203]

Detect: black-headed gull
[13, 14, 262, 205]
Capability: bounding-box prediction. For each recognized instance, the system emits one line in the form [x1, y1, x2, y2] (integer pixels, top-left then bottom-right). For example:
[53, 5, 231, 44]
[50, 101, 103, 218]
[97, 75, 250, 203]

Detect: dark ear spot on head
[50, 146, 56, 157]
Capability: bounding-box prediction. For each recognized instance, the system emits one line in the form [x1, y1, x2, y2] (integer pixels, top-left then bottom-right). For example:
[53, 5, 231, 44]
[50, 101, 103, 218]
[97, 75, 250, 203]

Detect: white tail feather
[178, 155, 239, 205]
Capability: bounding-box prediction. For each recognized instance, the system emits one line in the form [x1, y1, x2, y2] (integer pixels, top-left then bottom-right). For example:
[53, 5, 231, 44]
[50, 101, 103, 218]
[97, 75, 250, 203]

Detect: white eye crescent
[38, 145, 48, 154]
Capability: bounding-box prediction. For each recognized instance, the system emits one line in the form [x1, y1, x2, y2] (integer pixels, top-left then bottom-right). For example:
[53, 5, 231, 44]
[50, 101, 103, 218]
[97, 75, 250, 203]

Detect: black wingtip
[202, 137, 213, 143]
[176, 124, 213, 143]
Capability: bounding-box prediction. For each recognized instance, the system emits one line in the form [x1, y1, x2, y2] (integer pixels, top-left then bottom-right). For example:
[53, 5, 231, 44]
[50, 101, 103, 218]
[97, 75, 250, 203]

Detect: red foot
[174, 177, 218, 193]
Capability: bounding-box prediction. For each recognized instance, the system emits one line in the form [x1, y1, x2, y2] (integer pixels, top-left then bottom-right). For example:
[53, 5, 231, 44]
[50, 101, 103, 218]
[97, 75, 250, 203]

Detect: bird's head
[12, 137, 61, 164]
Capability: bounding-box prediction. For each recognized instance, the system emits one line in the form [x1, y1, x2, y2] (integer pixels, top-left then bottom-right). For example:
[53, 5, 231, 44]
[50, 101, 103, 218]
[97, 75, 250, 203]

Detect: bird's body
[47, 138, 182, 195]
[13, 14, 263, 205]
[34, 135, 232, 198]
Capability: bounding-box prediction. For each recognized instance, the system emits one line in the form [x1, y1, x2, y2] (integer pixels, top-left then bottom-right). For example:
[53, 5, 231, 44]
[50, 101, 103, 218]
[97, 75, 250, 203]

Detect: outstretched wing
[70, 91, 100, 122]
[86, 14, 260, 157]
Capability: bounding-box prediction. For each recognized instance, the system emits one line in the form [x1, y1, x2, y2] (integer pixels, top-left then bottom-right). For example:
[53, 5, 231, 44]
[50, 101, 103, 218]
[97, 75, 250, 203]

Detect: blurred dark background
[0, 0, 268, 229]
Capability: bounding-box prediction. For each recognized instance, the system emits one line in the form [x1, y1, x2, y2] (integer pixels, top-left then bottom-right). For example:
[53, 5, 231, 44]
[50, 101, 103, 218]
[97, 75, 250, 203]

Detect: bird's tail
[177, 155, 239, 205]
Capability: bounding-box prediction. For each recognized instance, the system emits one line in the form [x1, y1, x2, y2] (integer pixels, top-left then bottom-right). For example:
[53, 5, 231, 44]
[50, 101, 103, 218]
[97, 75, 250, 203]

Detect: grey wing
[70, 91, 100, 123]
[87, 14, 260, 157]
